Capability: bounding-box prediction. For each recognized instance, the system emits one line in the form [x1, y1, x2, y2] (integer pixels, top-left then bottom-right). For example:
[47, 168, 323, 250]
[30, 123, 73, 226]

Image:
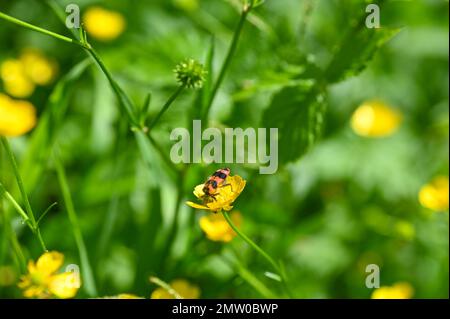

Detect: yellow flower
[83, 7, 126, 41]
[20, 49, 57, 86]
[199, 211, 242, 242]
[18, 251, 81, 299]
[371, 282, 414, 299]
[100, 294, 142, 299]
[0, 59, 35, 98]
[351, 100, 402, 137]
[186, 175, 246, 212]
[419, 176, 449, 212]
[0, 93, 37, 137]
[151, 279, 200, 299]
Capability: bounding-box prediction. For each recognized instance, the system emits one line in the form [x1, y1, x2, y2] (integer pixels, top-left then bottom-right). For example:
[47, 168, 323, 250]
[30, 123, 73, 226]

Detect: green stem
[0, 182, 32, 228]
[222, 210, 293, 297]
[203, 4, 252, 120]
[0, 11, 81, 46]
[149, 277, 183, 299]
[224, 248, 275, 298]
[223, 211, 279, 272]
[54, 154, 98, 297]
[148, 85, 185, 130]
[84, 47, 139, 126]
[0, 137, 47, 252]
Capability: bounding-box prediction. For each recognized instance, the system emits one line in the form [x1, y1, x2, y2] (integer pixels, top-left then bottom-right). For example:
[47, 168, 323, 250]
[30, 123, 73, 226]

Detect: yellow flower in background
[100, 293, 142, 299]
[186, 175, 246, 212]
[151, 279, 200, 299]
[0, 266, 17, 287]
[0, 59, 35, 98]
[371, 282, 414, 299]
[199, 211, 242, 242]
[83, 7, 126, 41]
[351, 100, 402, 137]
[419, 176, 449, 212]
[0, 93, 37, 137]
[18, 251, 80, 299]
[20, 49, 57, 86]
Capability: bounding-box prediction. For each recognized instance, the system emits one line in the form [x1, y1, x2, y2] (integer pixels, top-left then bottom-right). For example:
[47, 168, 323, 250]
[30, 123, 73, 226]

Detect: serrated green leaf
[262, 83, 326, 165]
[325, 26, 401, 83]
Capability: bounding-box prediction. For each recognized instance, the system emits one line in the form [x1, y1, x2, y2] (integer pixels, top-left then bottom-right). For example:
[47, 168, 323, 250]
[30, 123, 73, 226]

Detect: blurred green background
[0, 0, 448, 298]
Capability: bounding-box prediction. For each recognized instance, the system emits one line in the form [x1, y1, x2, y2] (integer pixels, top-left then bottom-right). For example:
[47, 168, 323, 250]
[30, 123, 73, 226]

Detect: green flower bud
[174, 58, 207, 89]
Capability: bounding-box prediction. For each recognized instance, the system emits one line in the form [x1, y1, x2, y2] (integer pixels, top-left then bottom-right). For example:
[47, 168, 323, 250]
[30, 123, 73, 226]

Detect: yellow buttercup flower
[419, 176, 449, 212]
[351, 100, 402, 137]
[0, 59, 35, 98]
[0, 93, 37, 137]
[83, 7, 126, 41]
[186, 175, 246, 212]
[18, 251, 81, 299]
[371, 282, 414, 299]
[151, 279, 200, 299]
[199, 211, 242, 242]
[20, 49, 58, 86]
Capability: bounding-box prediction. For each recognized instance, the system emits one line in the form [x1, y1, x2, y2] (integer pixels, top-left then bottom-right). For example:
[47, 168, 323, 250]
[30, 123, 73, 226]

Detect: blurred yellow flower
[351, 100, 402, 137]
[20, 49, 57, 86]
[101, 293, 142, 299]
[186, 175, 246, 212]
[0, 93, 37, 137]
[0, 59, 35, 98]
[419, 176, 449, 212]
[0, 266, 16, 286]
[18, 251, 80, 299]
[151, 279, 200, 299]
[83, 7, 126, 41]
[371, 282, 414, 299]
[199, 211, 242, 242]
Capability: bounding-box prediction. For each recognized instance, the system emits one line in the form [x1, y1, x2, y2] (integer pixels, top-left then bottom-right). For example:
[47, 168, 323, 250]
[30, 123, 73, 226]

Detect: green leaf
[262, 83, 326, 165]
[139, 92, 153, 126]
[36, 202, 58, 226]
[325, 26, 401, 83]
[20, 59, 91, 192]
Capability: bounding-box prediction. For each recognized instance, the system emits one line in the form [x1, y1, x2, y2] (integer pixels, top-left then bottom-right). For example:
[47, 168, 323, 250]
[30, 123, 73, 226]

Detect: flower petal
[186, 201, 211, 210]
[193, 184, 205, 199]
[48, 272, 80, 299]
[36, 251, 64, 276]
